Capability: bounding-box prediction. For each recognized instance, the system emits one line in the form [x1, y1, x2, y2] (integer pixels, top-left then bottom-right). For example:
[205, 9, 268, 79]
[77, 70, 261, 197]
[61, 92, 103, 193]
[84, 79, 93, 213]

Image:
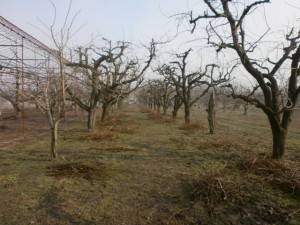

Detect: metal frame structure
[0, 15, 60, 77]
[0, 16, 73, 113]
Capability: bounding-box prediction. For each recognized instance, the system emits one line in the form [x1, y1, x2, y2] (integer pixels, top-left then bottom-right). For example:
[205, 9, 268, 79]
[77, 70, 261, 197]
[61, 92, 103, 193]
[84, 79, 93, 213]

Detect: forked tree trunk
[207, 92, 216, 134]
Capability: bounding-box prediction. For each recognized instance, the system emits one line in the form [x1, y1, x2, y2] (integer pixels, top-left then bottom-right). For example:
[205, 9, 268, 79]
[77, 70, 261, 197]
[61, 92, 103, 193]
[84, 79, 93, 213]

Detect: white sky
[1, 0, 298, 47]
[0, 0, 200, 48]
[1, 0, 300, 80]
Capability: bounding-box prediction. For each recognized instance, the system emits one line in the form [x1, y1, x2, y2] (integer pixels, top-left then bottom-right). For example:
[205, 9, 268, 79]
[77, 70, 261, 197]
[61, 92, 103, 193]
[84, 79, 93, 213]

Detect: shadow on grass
[37, 186, 97, 225]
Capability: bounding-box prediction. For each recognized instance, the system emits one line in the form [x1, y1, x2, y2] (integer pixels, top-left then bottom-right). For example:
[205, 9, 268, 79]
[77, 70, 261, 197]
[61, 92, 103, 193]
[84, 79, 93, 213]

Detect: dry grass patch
[197, 138, 246, 151]
[145, 111, 176, 124]
[147, 111, 163, 120]
[46, 161, 107, 181]
[82, 130, 118, 141]
[0, 125, 9, 129]
[119, 126, 135, 134]
[88, 146, 139, 152]
[96, 114, 137, 135]
[179, 121, 205, 131]
[139, 106, 152, 113]
[98, 114, 129, 126]
[161, 115, 175, 123]
[112, 122, 137, 134]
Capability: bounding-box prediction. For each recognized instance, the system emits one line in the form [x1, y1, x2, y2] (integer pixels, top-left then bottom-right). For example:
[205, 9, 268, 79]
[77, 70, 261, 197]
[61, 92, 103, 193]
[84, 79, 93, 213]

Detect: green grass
[0, 105, 299, 224]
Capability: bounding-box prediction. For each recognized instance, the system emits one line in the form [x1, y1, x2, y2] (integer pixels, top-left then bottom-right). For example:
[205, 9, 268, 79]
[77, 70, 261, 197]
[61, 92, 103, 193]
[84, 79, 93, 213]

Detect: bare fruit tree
[27, 0, 81, 159]
[157, 49, 209, 124]
[67, 39, 155, 125]
[139, 79, 175, 115]
[190, 0, 300, 159]
[153, 79, 175, 115]
[26, 59, 63, 159]
[206, 64, 233, 134]
[66, 45, 110, 129]
[0, 70, 23, 119]
[98, 40, 155, 121]
[158, 50, 229, 124]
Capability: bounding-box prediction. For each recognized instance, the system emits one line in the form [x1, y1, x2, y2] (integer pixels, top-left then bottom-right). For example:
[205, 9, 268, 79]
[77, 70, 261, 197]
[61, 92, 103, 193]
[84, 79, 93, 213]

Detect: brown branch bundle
[192, 170, 249, 213]
[239, 157, 300, 197]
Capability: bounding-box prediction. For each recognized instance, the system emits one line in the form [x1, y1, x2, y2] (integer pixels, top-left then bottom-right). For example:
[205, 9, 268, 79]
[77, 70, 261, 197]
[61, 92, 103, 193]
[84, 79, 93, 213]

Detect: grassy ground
[0, 105, 299, 225]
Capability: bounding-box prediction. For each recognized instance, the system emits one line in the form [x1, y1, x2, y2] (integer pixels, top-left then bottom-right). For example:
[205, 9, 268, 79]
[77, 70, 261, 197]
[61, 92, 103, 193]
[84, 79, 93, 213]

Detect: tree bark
[207, 92, 216, 134]
[243, 102, 249, 115]
[87, 107, 98, 130]
[59, 50, 66, 120]
[172, 95, 181, 119]
[101, 102, 112, 122]
[267, 114, 287, 160]
[50, 119, 60, 160]
[163, 106, 168, 115]
[157, 104, 161, 113]
[184, 102, 190, 124]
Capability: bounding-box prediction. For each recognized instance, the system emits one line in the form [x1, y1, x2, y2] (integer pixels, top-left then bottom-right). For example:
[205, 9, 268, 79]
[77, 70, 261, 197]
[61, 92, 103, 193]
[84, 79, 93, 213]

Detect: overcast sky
[0, 0, 200, 48]
[1, 0, 300, 75]
[1, 0, 299, 47]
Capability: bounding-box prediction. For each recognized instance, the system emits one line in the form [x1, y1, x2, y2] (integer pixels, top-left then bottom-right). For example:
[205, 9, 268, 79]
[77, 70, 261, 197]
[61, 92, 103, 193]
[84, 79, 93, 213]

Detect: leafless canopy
[189, 0, 300, 159]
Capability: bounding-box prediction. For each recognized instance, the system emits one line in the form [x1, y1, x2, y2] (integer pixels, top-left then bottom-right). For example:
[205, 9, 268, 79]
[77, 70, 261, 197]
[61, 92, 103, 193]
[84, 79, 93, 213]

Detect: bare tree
[67, 39, 155, 125]
[0, 70, 23, 119]
[67, 45, 109, 129]
[190, 0, 300, 159]
[158, 50, 229, 124]
[157, 49, 208, 123]
[99, 40, 155, 121]
[32, 0, 81, 159]
[135, 83, 153, 108]
[140, 79, 175, 115]
[156, 79, 175, 115]
[25, 58, 64, 159]
[207, 64, 233, 134]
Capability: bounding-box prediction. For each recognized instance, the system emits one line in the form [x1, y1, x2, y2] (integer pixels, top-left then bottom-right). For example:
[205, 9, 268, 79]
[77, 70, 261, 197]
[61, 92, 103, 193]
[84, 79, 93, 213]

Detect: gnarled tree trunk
[101, 102, 112, 122]
[87, 107, 98, 130]
[268, 115, 287, 160]
[172, 95, 181, 119]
